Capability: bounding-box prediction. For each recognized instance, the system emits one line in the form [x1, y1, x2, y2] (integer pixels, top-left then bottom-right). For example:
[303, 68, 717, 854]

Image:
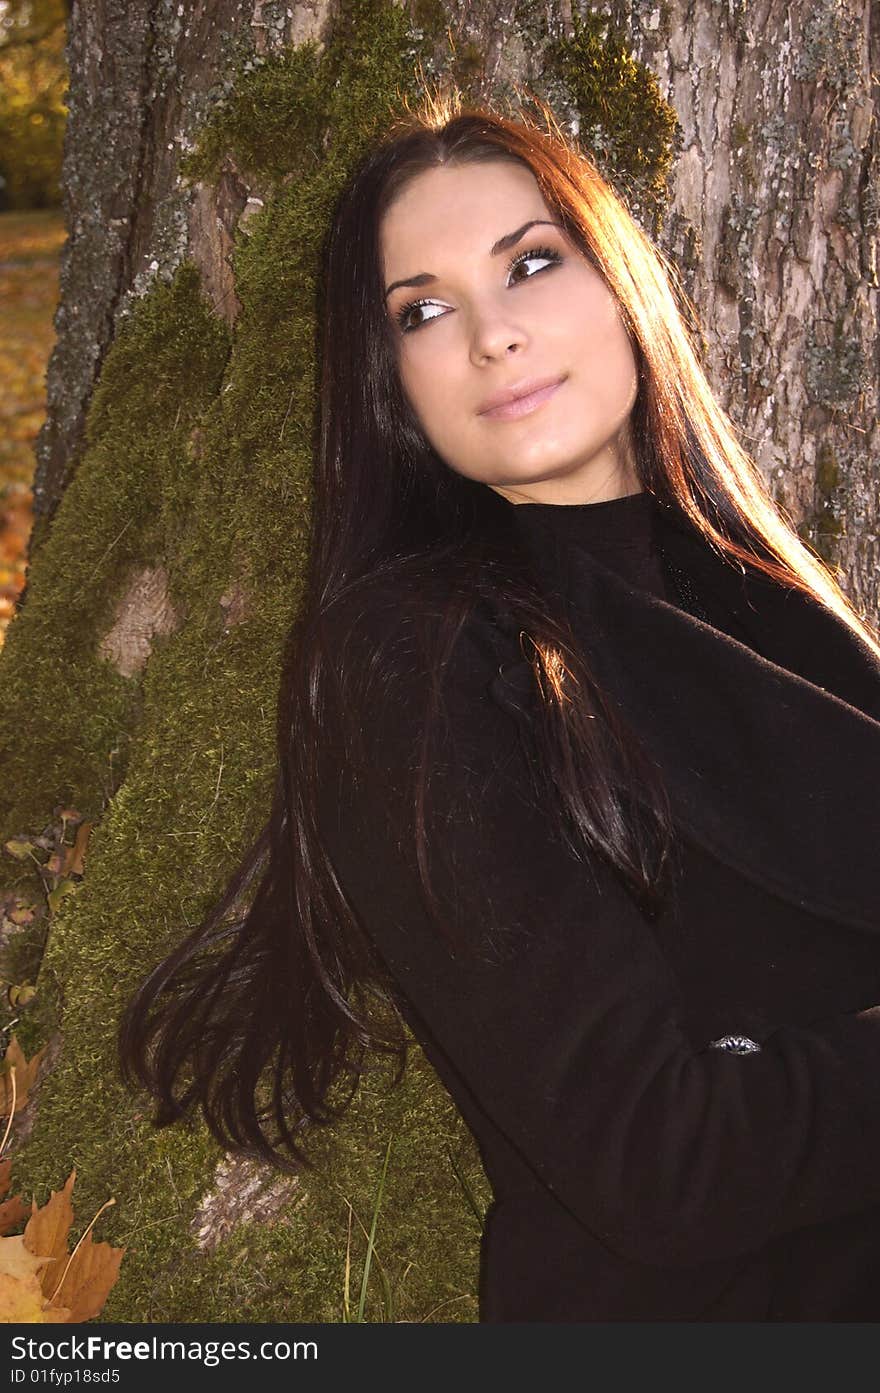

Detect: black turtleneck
[316, 475, 880, 1323]
[494, 488, 673, 605]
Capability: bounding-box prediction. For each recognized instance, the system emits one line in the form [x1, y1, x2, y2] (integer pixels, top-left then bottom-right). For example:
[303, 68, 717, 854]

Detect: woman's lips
[479, 377, 565, 420]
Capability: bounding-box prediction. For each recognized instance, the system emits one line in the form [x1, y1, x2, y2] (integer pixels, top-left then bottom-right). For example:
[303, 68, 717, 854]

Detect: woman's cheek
[405, 356, 453, 421]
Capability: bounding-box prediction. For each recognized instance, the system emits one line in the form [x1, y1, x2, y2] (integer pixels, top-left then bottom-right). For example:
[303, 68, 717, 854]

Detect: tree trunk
[599, 0, 879, 619]
[3, 0, 876, 1322]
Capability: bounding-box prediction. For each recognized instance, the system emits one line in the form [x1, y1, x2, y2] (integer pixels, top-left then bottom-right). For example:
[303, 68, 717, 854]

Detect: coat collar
[481, 488, 880, 935]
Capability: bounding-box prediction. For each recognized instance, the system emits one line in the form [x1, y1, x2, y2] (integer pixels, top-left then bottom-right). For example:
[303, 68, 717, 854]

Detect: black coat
[315, 487, 880, 1321]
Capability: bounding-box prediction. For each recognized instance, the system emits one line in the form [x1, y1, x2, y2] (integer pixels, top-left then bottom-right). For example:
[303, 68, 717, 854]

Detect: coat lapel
[486, 500, 880, 936]
[654, 501, 880, 722]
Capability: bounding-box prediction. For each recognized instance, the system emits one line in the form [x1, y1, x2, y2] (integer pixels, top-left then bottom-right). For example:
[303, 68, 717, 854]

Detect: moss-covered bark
[0, 0, 676, 1321]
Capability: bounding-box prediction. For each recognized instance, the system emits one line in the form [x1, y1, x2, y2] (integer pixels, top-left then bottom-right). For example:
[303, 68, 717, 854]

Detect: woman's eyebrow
[384, 219, 564, 298]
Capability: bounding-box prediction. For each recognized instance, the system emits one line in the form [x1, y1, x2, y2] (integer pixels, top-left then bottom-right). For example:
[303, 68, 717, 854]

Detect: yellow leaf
[0, 1268, 55, 1322]
[2, 840, 33, 862]
[7, 983, 37, 1008]
[47, 879, 78, 916]
[0, 1234, 48, 1284]
[0, 1235, 69, 1322]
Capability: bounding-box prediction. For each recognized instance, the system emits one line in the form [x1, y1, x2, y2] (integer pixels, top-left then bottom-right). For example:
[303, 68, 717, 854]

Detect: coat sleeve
[314, 595, 880, 1271]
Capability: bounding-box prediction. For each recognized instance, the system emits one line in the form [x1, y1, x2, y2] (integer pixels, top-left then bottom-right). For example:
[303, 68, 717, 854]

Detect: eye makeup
[393, 244, 564, 335]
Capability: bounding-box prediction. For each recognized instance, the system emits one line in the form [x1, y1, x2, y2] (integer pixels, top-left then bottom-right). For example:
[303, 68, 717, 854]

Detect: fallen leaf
[7, 983, 37, 1008]
[52, 1231, 125, 1323]
[0, 1160, 29, 1237]
[2, 840, 33, 862]
[0, 1196, 29, 1237]
[24, 1171, 74, 1300]
[47, 879, 79, 916]
[63, 822, 90, 878]
[0, 1233, 51, 1285]
[21, 1172, 125, 1322]
[0, 1037, 48, 1116]
[0, 1235, 70, 1323]
[8, 904, 36, 926]
[0, 1269, 48, 1322]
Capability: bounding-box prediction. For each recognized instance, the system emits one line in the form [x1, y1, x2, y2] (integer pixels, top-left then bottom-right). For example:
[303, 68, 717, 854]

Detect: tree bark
[30, 0, 329, 550]
[33, 0, 879, 615]
[601, 0, 879, 616]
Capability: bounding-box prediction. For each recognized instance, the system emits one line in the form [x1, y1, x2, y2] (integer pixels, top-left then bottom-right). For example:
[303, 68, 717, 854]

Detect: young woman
[119, 97, 880, 1321]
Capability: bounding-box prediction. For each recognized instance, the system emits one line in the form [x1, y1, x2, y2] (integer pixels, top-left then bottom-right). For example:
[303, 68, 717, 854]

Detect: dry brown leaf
[62, 822, 90, 878]
[0, 1194, 29, 1236]
[23, 1170, 74, 1300]
[7, 903, 36, 926]
[52, 1231, 125, 1323]
[0, 1036, 48, 1116]
[0, 1160, 27, 1234]
[21, 1171, 125, 1322]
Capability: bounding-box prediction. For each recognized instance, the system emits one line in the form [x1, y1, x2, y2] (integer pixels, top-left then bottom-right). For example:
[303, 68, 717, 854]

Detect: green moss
[1, 0, 671, 1322]
[0, 266, 230, 845]
[812, 441, 845, 566]
[816, 440, 840, 498]
[730, 121, 749, 152]
[180, 45, 329, 187]
[544, 7, 679, 230]
[450, 41, 486, 90]
[797, 442, 845, 567]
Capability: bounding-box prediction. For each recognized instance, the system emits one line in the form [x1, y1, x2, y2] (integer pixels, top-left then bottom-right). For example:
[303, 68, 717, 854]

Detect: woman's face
[380, 159, 641, 505]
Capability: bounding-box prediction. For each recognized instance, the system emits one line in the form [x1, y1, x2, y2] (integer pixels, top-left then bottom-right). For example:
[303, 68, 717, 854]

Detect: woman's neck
[485, 456, 643, 508]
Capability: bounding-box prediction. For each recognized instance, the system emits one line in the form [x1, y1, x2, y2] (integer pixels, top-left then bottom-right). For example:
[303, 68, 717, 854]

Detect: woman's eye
[506, 246, 563, 283]
[395, 298, 446, 333]
[394, 246, 562, 334]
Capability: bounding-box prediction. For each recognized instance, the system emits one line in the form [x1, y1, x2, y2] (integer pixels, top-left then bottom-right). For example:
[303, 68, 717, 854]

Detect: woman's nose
[468, 301, 529, 365]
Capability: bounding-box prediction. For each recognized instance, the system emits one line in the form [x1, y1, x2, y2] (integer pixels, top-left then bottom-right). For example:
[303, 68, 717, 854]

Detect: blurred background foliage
[0, 0, 68, 644]
[0, 0, 68, 211]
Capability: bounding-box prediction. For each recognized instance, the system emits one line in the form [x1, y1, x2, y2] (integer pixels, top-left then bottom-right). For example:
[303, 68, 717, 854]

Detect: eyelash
[394, 244, 563, 334]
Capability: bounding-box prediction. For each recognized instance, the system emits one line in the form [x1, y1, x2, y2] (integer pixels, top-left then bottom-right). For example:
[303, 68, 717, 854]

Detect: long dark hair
[118, 91, 880, 1173]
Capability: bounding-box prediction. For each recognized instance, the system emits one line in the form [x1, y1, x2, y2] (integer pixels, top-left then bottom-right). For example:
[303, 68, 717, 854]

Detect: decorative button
[708, 1034, 762, 1054]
